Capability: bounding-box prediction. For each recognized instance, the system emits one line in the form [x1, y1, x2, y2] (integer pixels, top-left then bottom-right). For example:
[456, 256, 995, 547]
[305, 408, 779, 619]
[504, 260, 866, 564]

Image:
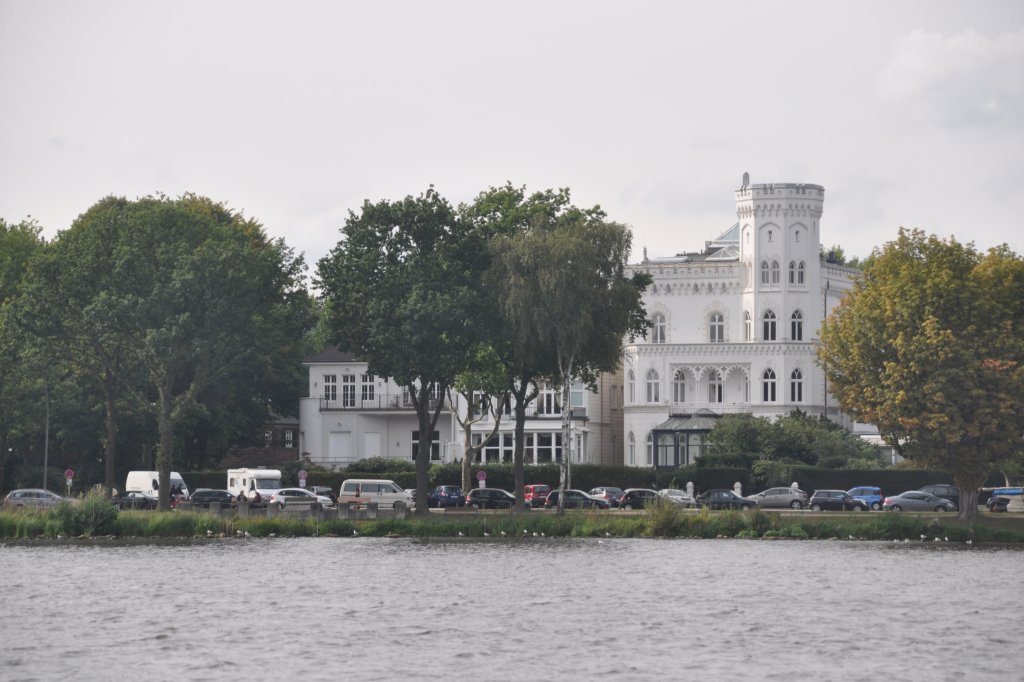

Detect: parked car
[619, 488, 659, 510]
[589, 486, 625, 508]
[189, 489, 236, 507]
[308, 486, 338, 504]
[269, 487, 333, 508]
[465, 488, 516, 509]
[883, 490, 956, 512]
[544, 489, 609, 510]
[696, 489, 758, 510]
[657, 488, 695, 507]
[848, 486, 884, 511]
[119, 490, 158, 510]
[428, 485, 465, 508]
[749, 486, 808, 510]
[808, 490, 868, 512]
[2, 488, 68, 510]
[524, 484, 552, 508]
[919, 484, 959, 510]
[987, 496, 1010, 513]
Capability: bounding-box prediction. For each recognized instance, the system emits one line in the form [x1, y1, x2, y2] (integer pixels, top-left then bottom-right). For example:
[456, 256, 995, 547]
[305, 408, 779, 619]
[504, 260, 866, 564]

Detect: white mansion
[298, 178, 858, 469]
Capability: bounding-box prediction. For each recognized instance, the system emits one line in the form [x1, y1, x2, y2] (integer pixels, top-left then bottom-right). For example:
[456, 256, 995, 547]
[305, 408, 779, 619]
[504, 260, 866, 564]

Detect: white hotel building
[622, 178, 857, 468]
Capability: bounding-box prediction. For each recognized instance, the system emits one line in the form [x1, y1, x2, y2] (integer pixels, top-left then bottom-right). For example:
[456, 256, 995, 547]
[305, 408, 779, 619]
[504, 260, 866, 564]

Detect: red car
[524, 484, 551, 508]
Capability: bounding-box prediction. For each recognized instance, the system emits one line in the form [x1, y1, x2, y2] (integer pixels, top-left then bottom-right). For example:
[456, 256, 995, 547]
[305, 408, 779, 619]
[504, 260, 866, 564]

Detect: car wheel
[790, 500, 803, 510]
[741, 504, 752, 510]
[935, 505, 948, 512]
[811, 504, 823, 512]
[853, 505, 864, 512]
[623, 503, 633, 510]
[890, 504, 902, 512]
[871, 502, 882, 511]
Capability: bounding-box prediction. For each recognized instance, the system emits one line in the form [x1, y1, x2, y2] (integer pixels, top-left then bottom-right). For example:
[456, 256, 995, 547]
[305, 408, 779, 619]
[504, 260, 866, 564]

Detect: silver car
[883, 490, 956, 512]
[657, 488, 695, 507]
[2, 488, 69, 509]
[750, 486, 809, 510]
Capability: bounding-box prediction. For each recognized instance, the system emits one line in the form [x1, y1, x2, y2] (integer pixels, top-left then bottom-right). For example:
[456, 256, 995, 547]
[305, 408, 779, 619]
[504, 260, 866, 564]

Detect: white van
[338, 479, 412, 509]
[125, 470, 190, 498]
[227, 468, 283, 502]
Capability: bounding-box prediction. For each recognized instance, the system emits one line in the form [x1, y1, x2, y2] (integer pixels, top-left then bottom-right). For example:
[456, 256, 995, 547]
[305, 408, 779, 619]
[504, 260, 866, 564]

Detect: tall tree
[317, 187, 489, 515]
[449, 343, 508, 493]
[477, 184, 649, 510]
[819, 229, 1024, 519]
[13, 195, 311, 509]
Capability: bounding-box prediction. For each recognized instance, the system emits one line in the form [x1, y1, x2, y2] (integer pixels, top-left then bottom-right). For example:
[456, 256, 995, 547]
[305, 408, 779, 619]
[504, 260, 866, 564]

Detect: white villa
[622, 176, 858, 467]
[298, 177, 859, 470]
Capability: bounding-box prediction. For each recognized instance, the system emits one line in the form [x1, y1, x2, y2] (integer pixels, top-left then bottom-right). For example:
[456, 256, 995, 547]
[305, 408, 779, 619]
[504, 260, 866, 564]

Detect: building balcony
[319, 394, 450, 412]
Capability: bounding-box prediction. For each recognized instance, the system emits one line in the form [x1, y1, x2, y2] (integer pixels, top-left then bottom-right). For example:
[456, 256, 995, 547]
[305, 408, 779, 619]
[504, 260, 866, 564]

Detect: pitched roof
[301, 346, 361, 364]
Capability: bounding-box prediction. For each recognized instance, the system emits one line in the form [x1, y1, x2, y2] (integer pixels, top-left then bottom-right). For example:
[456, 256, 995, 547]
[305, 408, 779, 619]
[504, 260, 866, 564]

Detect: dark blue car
[848, 486, 884, 511]
[428, 485, 465, 508]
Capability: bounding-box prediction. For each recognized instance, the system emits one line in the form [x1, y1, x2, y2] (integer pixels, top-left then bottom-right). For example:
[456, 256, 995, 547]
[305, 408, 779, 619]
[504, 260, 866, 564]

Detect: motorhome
[125, 470, 190, 498]
[227, 468, 283, 503]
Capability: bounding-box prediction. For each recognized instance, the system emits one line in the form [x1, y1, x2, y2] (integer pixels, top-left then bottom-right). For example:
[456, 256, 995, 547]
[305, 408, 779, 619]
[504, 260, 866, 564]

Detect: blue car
[848, 486, 884, 511]
[428, 485, 465, 508]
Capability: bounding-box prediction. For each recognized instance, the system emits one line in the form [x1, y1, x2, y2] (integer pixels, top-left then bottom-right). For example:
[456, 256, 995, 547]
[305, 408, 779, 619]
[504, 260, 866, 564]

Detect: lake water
[1, 537, 1021, 681]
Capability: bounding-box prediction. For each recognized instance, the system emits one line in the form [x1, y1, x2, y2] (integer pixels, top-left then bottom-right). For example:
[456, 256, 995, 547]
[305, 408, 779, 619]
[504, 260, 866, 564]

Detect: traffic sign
[476, 470, 486, 481]
[64, 468, 74, 480]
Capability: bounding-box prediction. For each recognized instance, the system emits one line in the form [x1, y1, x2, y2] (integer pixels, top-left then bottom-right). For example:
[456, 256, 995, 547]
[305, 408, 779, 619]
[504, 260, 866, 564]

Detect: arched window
[791, 310, 803, 341]
[798, 261, 806, 284]
[708, 369, 723, 403]
[652, 313, 666, 344]
[744, 375, 750, 402]
[788, 260, 797, 284]
[709, 312, 724, 343]
[763, 310, 777, 341]
[762, 369, 777, 402]
[673, 368, 686, 403]
[628, 370, 635, 404]
[770, 260, 781, 284]
[645, 369, 660, 403]
[744, 311, 752, 341]
[628, 432, 636, 466]
[760, 261, 770, 285]
[646, 433, 654, 466]
[790, 369, 803, 402]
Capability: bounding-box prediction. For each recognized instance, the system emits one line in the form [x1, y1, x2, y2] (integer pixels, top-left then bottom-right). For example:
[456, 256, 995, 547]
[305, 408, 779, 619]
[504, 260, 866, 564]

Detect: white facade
[298, 348, 615, 468]
[622, 179, 857, 468]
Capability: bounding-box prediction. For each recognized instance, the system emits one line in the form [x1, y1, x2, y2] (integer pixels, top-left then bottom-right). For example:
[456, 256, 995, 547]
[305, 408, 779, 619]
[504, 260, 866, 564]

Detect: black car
[465, 488, 516, 509]
[428, 485, 466, 508]
[808, 490, 868, 512]
[308, 486, 338, 504]
[695, 489, 757, 510]
[619, 488, 658, 510]
[189, 489, 236, 507]
[544, 489, 609, 510]
[119, 491, 158, 510]
[919, 484, 959, 510]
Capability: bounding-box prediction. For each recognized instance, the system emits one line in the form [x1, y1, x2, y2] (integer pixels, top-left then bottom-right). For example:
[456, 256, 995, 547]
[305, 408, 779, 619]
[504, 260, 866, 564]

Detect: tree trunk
[957, 482, 982, 522]
[103, 377, 117, 497]
[557, 378, 572, 515]
[156, 386, 174, 511]
[512, 385, 529, 511]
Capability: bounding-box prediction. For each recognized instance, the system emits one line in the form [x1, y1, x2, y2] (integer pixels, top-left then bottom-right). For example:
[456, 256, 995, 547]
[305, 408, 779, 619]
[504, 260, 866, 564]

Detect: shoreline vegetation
[3, 497, 1024, 544]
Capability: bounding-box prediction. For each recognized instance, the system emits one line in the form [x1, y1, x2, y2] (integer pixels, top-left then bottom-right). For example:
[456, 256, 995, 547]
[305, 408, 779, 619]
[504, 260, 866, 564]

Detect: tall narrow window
[760, 261, 770, 285]
[673, 368, 686, 403]
[628, 370, 636, 404]
[341, 375, 356, 407]
[744, 311, 752, 341]
[709, 312, 724, 343]
[628, 432, 636, 466]
[652, 313, 666, 343]
[798, 261, 806, 284]
[791, 310, 803, 341]
[790, 369, 803, 402]
[771, 260, 780, 284]
[708, 369, 723, 403]
[361, 373, 375, 403]
[646, 433, 654, 466]
[323, 374, 337, 402]
[646, 369, 660, 403]
[788, 260, 797, 284]
[763, 310, 777, 340]
[537, 380, 560, 415]
[762, 369, 777, 402]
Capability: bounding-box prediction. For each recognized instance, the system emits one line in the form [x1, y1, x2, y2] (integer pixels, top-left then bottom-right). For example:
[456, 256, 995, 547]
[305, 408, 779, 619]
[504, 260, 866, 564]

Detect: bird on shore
[458, 531, 465, 537]
[483, 531, 490, 537]
[353, 529, 359, 536]
[500, 531, 507, 537]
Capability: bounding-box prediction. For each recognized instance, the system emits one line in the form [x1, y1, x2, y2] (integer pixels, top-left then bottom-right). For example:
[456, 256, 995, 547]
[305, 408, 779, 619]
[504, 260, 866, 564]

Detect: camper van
[227, 468, 283, 503]
[125, 471, 190, 498]
[338, 478, 412, 510]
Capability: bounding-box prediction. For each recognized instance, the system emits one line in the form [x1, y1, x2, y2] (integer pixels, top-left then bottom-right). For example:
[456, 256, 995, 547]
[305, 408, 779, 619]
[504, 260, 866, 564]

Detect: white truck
[125, 470, 190, 498]
[227, 468, 283, 503]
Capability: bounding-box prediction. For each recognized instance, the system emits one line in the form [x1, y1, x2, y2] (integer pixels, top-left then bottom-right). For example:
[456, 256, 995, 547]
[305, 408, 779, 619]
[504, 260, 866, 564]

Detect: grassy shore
[3, 498, 1024, 543]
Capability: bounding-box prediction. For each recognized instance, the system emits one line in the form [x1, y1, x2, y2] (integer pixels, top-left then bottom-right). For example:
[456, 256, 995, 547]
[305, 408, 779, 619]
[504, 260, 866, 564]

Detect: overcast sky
[3, 0, 1022, 275]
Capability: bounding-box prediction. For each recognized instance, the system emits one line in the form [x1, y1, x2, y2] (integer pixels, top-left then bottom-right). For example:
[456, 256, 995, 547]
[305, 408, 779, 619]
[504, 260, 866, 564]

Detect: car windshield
[255, 479, 281, 490]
